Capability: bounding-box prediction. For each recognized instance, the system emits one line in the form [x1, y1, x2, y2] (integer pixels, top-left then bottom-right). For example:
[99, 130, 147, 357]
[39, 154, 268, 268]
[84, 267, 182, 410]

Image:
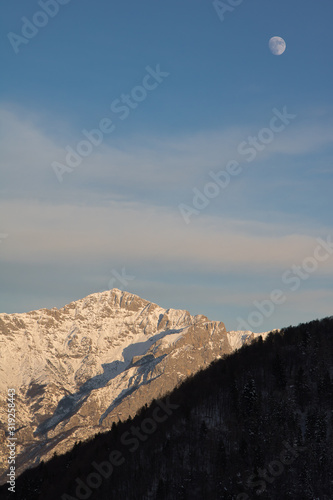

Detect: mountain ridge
[0, 288, 270, 483]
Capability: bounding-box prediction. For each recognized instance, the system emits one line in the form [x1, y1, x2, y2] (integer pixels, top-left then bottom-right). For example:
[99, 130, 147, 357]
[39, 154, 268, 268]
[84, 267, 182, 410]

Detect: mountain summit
[0, 289, 269, 482]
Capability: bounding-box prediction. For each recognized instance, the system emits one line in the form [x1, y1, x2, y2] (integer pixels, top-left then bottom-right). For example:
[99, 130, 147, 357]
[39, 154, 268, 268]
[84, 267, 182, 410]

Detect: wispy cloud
[2, 106, 333, 203]
[1, 198, 333, 276]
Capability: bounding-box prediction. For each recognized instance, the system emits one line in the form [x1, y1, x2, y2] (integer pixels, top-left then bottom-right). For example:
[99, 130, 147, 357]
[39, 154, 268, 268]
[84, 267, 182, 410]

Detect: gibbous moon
[269, 36, 286, 56]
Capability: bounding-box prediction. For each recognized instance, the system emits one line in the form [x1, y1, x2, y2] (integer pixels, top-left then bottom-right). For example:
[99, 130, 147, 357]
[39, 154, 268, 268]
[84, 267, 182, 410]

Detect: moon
[269, 36, 286, 56]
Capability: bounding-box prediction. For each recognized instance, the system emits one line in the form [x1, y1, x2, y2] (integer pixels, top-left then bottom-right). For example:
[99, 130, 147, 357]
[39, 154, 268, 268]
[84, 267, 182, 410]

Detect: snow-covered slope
[227, 330, 271, 350]
[0, 289, 272, 482]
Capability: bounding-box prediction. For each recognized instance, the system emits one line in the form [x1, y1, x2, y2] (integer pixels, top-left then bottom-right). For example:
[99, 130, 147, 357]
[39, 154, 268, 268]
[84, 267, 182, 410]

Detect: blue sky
[1, 0, 332, 331]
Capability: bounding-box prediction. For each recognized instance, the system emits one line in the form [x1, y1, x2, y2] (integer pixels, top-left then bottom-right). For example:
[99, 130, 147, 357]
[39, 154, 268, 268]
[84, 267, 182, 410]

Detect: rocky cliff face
[0, 289, 269, 482]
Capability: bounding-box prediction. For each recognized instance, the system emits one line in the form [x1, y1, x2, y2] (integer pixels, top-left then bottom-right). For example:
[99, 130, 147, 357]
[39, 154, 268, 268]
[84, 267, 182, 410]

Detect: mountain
[0, 288, 269, 484]
[2, 316, 332, 500]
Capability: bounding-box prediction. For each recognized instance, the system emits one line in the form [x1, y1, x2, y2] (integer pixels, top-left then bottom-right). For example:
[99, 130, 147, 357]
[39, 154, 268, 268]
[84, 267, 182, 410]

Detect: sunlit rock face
[0, 288, 269, 482]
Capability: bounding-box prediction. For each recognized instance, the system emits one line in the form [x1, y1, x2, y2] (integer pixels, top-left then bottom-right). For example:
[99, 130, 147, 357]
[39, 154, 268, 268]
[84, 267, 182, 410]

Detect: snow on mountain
[0, 288, 271, 483]
[227, 330, 272, 350]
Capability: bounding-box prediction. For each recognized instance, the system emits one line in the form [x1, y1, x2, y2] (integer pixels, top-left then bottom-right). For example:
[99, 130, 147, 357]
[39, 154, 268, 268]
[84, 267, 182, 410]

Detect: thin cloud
[1, 199, 333, 276]
[1, 106, 333, 202]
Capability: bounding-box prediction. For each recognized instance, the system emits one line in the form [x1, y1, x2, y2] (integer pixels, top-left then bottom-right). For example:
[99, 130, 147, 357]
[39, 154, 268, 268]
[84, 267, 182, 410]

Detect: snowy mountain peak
[0, 290, 272, 483]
